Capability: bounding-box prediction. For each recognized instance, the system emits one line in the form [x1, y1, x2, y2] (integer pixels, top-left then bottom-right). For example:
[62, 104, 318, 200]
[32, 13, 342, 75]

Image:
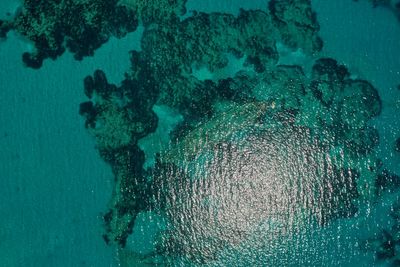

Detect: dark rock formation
[5, 0, 138, 68]
[395, 137, 400, 152]
[375, 169, 400, 195]
[269, 0, 323, 53]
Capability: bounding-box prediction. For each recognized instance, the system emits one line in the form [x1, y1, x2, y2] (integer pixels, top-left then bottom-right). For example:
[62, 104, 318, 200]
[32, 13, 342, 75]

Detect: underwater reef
[3, 0, 399, 266]
[396, 137, 400, 152]
[78, 0, 387, 265]
[353, 0, 400, 20]
[0, 0, 188, 68]
[79, 0, 326, 252]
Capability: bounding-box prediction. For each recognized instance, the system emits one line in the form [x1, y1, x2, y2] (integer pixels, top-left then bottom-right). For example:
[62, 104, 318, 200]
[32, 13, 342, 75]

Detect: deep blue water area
[0, 0, 399, 266]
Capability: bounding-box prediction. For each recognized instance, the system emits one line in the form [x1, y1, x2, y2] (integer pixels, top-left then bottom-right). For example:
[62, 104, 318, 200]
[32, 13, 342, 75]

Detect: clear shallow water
[312, 0, 400, 175]
[0, 15, 142, 266]
[0, 1, 399, 267]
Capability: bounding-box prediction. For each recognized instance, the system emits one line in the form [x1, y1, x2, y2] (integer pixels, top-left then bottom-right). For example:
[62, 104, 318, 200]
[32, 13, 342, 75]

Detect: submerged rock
[269, 0, 323, 54]
[354, 0, 400, 22]
[375, 169, 400, 195]
[254, 65, 307, 110]
[340, 79, 382, 126]
[118, 0, 187, 25]
[395, 137, 400, 152]
[160, 101, 271, 165]
[3, 0, 139, 67]
[312, 58, 349, 82]
[140, 9, 279, 81]
[0, 19, 12, 38]
[100, 144, 150, 247]
[151, 110, 360, 264]
[309, 58, 349, 107]
[68, 1, 386, 265]
[343, 126, 380, 156]
[79, 68, 160, 246]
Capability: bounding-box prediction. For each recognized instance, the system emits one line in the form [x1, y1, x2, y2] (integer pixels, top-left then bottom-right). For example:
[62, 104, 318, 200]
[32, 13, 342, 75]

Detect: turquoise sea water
[0, 1, 399, 266]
